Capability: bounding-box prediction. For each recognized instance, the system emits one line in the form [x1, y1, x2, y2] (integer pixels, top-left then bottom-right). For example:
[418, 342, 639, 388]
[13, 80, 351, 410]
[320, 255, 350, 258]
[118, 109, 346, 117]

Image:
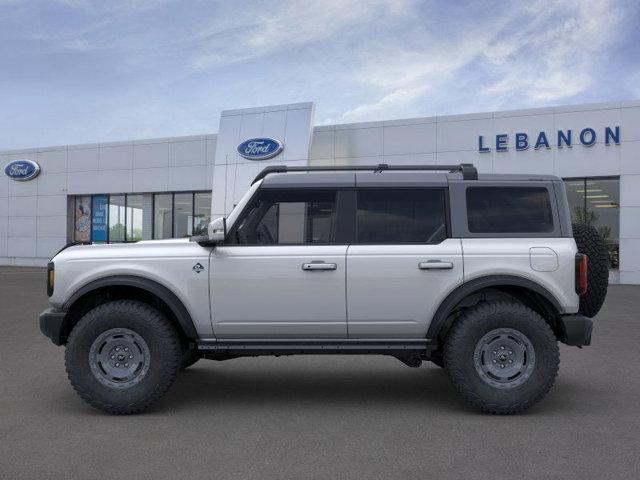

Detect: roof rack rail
[251, 163, 478, 184]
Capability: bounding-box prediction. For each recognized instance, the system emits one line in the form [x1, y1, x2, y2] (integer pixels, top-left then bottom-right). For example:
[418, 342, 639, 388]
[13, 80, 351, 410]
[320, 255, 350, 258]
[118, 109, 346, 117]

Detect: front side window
[466, 187, 554, 234]
[233, 190, 337, 245]
[356, 188, 447, 243]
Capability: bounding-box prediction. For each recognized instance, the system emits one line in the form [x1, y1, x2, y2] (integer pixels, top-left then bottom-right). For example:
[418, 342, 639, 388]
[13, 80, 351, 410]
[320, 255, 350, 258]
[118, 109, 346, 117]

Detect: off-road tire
[430, 352, 444, 368]
[572, 223, 609, 318]
[180, 346, 201, 370]
[444, 301, 559, 414]
[65, 300, 181, 414]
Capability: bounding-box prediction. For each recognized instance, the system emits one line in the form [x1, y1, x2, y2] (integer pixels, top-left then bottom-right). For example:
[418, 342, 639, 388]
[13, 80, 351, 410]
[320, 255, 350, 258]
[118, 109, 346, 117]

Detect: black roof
[254, 164, 560, 188]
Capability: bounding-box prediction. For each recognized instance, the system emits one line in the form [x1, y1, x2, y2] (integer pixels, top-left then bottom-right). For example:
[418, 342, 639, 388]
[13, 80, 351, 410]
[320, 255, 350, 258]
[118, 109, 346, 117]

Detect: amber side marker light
[47, 262, 54, 297]
[575, 254, 588, 295]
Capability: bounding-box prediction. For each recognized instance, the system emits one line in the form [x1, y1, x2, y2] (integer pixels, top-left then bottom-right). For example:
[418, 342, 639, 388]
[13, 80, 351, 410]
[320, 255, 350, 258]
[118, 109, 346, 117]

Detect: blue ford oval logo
[237, 137, 283, 160]
[4, 159, 41, 182]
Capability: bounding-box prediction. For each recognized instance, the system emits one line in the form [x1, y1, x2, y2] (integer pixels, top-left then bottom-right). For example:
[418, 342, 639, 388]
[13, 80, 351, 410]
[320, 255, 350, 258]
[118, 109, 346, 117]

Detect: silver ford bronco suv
[39, 164, 609, 414]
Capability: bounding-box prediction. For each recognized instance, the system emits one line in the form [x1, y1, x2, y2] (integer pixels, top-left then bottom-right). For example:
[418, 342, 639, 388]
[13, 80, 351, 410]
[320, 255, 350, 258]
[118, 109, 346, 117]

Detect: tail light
[575, 254, 588, 295]
[47, 262, 54, 297]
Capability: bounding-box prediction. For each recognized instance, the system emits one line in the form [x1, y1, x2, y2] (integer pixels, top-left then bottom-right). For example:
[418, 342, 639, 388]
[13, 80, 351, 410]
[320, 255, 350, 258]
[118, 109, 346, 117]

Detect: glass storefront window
[73, 193, 147, 243]
[152, 191, 212, 239]
[74, 196, 92, 242]
[91, 195, 109, 242]
[174, 193, 193, 237]
[126, 194, 143, 242]
[108, 195, 126, 242]
[154, 194, 173, 239]
[72, 191, 213, 242]
[194, 192, 212, 236]
[564, 177, 620, 269]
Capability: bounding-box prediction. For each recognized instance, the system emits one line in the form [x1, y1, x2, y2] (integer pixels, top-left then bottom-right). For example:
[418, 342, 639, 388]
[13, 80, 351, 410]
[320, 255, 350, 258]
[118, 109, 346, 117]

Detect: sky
[1, 0, 639, 150]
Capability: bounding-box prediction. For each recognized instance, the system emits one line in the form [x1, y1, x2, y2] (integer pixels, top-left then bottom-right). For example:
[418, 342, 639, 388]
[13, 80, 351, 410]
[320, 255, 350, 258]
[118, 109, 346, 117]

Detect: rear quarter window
[466, 186, 554, 234]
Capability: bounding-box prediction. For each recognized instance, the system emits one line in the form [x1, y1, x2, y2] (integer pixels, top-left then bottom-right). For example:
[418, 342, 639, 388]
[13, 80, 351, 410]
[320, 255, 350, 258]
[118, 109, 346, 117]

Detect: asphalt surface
[1, 267, 639, 479]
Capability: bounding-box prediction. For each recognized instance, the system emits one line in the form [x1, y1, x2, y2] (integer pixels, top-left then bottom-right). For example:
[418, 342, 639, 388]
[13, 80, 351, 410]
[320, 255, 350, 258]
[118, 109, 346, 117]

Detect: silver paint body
[49, 176, 580, 341]
[49, 239, 214, 337]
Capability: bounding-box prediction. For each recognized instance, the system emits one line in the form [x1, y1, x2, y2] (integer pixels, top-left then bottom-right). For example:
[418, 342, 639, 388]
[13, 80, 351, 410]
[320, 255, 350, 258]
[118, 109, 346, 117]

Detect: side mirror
[191, 216, 226, 246]
[208, 216, 227, 243]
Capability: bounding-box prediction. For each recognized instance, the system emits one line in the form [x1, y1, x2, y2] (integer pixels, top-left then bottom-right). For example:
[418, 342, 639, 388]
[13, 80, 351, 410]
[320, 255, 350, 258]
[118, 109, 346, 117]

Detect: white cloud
[0, 0, 634, 149]
[191, 0, 412, 69]
[338, 36, 493, 121]
[482, 0, 621, 104]
[52, 0, 171, 13]
[334, 0, 625, 122]
[339, 85, 429, 121]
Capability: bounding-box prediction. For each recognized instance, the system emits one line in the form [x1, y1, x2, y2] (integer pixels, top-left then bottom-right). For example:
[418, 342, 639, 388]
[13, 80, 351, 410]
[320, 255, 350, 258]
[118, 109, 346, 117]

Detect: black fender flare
[426, 275, 564, 340]
[63, 275, 198, 339]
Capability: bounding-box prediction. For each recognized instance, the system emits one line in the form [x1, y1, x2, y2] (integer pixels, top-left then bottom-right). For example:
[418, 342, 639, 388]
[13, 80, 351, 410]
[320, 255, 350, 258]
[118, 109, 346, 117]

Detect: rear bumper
[559, 314, 593, 347]
[39, 307, 68, 346]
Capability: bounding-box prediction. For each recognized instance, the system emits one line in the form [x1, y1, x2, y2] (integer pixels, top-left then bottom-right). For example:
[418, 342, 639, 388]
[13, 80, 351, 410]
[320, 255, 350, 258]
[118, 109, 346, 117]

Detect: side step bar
[196, 339, 434, 356]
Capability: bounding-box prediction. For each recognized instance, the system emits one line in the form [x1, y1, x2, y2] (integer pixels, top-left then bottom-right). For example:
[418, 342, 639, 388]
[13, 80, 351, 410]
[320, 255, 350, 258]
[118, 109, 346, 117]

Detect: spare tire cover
[572, 223, 609, 318]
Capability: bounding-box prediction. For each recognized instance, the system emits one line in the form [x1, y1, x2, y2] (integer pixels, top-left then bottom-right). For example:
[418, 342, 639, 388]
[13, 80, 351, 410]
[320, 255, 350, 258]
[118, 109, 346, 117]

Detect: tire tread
[444, 301, 559, 415]
[65, 300, 181, 415]
[572, 223, 609, 318]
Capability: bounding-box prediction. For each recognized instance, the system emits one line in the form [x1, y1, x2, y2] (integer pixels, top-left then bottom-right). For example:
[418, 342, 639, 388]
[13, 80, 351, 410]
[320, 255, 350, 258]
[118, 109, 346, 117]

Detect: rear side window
[356, 189, 447, 243]
[466, 187, 554, 233]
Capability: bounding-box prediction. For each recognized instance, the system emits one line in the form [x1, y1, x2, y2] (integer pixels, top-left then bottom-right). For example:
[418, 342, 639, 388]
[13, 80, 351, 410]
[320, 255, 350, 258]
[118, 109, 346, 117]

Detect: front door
[346, 187, 463, 338]
[210, 188, 348, 338]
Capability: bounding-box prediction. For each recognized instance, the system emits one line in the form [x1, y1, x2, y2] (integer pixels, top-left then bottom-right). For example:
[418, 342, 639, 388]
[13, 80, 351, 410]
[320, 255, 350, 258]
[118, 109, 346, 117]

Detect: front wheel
[180, 345, 201, 370]
[65, 300, 182, 414]
[444, 301, 559, 414]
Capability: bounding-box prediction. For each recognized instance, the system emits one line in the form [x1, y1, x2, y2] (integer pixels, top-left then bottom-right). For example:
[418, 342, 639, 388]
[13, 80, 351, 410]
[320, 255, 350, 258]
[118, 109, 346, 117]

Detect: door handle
[302, 262, 337, 271]
[419, 261, 453, 270]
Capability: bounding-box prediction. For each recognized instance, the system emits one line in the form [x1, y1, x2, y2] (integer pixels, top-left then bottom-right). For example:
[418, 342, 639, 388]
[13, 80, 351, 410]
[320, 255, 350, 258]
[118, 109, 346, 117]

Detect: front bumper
[39, 308, 68, 346]
[559, 314, 593, 347]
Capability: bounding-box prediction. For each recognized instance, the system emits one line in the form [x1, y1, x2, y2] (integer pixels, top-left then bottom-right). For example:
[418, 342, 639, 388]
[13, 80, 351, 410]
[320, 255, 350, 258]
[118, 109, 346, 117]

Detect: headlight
[47, 262, 55, 297]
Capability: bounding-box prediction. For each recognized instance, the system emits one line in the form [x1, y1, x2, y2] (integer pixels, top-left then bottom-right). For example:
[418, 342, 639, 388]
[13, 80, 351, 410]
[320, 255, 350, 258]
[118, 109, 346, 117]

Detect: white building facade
[1, 100, 639, 283]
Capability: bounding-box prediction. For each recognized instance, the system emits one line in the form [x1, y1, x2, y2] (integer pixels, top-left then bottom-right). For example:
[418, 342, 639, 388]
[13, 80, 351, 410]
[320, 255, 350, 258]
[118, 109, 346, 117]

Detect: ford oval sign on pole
[237, 138, 283, 160]
[4, 159, 41, 181]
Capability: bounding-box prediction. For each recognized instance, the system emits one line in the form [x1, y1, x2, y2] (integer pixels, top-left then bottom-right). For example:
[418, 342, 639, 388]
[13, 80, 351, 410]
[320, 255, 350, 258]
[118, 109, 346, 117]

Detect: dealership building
[1, 100, 639, 283]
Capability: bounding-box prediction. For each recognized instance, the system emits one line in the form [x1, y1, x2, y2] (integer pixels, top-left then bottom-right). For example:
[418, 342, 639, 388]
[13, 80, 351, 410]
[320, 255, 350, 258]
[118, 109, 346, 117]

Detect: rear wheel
[430, 352, 444, 368]
[444, 301, 559, 414]
[65, 300, 181, 414]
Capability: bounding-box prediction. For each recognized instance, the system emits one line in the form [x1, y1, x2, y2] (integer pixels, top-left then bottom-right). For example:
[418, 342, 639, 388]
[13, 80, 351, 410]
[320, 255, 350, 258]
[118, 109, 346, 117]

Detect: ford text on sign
[4, 159, 41, 181]
[237, 138, 283, 160]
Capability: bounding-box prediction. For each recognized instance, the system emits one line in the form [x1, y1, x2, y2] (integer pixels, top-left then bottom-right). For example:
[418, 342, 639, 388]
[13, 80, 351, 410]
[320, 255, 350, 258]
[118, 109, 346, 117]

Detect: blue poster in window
[91, 195, 108, 242]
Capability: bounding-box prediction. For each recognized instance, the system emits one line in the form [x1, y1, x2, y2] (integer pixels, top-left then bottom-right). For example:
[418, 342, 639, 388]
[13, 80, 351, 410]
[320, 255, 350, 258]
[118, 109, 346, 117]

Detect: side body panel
[210, 245, 348, 338]
[346, 239, 464, 338]
[462, 238, 580, 313]
[50, 239, 214, 337]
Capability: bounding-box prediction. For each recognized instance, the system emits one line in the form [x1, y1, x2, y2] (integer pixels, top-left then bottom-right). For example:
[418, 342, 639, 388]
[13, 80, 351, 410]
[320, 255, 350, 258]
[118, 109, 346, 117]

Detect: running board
[196, 339, 434, 356]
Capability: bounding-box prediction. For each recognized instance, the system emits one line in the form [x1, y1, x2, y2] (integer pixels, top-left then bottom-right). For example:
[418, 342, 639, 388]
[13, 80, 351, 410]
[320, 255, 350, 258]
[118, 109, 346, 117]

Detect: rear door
[346, 187, 463, 338]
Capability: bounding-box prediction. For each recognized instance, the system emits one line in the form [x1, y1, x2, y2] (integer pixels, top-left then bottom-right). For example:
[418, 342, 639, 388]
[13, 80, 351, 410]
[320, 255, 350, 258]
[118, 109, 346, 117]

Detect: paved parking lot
[1, 266, 639, 479]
